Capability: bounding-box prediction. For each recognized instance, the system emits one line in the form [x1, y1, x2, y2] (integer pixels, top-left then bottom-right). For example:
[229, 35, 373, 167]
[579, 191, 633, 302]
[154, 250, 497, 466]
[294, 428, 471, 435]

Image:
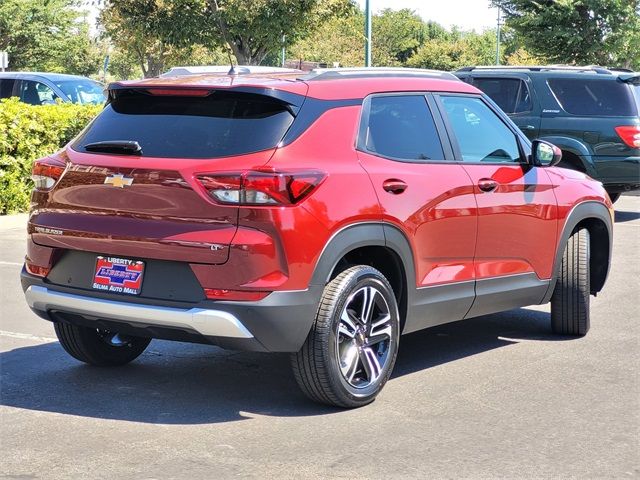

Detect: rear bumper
[22, 270, 321, 352]
[25, 285, 254, 338]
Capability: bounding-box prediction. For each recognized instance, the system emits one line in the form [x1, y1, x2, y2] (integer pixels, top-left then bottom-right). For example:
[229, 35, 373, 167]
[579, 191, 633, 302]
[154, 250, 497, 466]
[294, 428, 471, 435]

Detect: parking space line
[0, 330, 56, 343]
[0, 261, 22, 266]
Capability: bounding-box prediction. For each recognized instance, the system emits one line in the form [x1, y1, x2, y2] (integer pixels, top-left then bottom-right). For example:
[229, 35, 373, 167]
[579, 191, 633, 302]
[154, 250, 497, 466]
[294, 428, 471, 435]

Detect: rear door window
[548, 78, 637, 116]
[73, 90, 295, 158]
[362, 95, 445, 161]
[472, 78, 532, 114]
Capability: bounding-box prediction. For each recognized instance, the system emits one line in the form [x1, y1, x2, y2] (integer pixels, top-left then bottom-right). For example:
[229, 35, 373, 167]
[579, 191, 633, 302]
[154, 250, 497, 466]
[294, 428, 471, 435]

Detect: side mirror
[531, 140, 562, 167]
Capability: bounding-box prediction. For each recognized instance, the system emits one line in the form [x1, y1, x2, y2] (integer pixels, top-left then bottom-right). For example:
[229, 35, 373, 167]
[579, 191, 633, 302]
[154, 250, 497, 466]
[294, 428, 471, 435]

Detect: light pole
[365, 0, 371, 67]
[281, 34, 286, 67]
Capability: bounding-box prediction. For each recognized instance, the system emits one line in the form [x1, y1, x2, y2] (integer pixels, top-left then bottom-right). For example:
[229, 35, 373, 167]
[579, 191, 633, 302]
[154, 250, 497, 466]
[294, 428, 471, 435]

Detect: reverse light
[204, 289, 271, 301]
[31, 157, 66, 190]
[197, 170, 326, 206]
[615, 125, 640, 148]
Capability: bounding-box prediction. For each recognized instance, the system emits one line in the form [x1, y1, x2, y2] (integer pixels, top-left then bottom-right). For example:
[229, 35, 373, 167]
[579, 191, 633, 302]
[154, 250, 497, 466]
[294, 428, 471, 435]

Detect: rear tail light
[204, 289, 271, 301]
[31, 157, 66, 190]
[25, 260, 50, 278]
[196, 170, 326, 206]
[615, 125, 640, 148]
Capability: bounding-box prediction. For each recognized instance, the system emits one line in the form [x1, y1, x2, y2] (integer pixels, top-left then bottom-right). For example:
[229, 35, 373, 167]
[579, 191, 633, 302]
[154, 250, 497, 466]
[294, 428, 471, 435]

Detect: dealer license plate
[92, 256, 145, 295]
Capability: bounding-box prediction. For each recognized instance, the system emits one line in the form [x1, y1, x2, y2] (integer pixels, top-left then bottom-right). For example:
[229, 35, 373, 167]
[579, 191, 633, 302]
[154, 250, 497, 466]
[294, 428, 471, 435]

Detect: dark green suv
[454, 66, 640, 202]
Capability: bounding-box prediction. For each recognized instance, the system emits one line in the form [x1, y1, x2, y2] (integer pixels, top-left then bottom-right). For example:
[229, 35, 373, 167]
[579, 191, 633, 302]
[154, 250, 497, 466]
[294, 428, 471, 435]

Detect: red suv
[21, 68, 613, 408]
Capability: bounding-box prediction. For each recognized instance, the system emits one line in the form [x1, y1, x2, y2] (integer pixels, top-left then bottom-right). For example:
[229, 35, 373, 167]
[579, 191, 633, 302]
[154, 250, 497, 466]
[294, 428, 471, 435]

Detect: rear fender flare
[310, 223, 414, 285]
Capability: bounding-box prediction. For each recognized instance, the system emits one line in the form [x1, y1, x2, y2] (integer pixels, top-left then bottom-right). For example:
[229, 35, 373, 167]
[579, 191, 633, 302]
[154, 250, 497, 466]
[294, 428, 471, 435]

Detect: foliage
[0, 98, 102, 214]
[492, 0, 640, 70]
[372, 9, 427, 66]
[99, 0, 213, 78]
[208, 0, 353, 65]
[407, 30, 500, 70]
[0, 0, 102, 76]
[289, 7, 364, 66]
[99, 0, 351, 74]
[505, 47, 544, 66]
[289, 5, 534, 69]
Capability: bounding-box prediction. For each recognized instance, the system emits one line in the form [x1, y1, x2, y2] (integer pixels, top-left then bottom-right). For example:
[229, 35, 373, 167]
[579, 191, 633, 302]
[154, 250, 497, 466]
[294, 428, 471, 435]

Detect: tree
[289, 8, 364, 67]
[0, 0, 101, 75]
[99, 0, 351, 76]
[492, 0, 640, 69]
[208, 0, 352, 65]
[372, 9, 426, 66]
[99, 0, 214, 78]
[407, 29, 499, 70]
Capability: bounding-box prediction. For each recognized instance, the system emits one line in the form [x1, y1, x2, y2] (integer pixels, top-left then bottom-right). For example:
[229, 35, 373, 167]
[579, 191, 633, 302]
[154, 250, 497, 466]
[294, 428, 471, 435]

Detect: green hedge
[0, 98, 102, 214]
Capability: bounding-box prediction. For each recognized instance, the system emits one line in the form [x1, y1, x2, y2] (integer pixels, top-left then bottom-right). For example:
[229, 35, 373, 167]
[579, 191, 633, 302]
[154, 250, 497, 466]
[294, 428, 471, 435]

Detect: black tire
[291, 265, 400, 408]
[54, 322, 151, 366]
[550, 228, 590, 336]
[606, 191, 621, 203]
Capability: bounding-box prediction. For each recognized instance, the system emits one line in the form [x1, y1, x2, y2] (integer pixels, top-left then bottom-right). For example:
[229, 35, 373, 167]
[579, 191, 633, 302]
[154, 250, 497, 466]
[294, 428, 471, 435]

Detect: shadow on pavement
[614, 210, 640, 223]
[1, 308, 565, 424]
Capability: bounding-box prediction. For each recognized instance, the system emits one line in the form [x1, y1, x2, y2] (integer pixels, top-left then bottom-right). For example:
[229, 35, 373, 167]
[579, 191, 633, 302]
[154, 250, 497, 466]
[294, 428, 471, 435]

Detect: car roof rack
[161, 65, 302, 77]
[300, 67, 459, 81]
[456, 65, 616, 75]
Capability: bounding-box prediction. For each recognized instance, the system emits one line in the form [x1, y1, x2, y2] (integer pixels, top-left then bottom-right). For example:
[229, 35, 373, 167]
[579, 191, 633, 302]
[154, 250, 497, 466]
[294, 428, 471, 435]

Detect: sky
[354, 0, 499, 31]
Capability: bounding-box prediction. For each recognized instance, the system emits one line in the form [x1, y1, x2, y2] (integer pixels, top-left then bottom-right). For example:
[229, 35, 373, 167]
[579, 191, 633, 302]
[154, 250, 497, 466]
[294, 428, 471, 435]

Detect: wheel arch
[309, 222, 416, 331]
[542, 201, 612, 302]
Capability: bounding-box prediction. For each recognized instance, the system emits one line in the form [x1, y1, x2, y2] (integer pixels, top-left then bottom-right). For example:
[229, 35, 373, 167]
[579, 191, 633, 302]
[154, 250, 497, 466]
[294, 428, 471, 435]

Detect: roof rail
[456, 65, 615, 75]
[161, 65, 302, 77]
[300, 67, 459, 81]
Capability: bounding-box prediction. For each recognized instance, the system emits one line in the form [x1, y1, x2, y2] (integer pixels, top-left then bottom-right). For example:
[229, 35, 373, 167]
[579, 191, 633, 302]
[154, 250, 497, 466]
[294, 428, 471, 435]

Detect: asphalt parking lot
[1, 195, 639, 479]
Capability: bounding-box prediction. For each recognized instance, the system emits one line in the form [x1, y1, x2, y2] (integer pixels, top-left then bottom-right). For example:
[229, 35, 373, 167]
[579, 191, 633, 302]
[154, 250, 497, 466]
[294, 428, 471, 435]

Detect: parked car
[22, 67, 613, 408]
[454, 66, 640, 202]
[0, 72, 105, 105]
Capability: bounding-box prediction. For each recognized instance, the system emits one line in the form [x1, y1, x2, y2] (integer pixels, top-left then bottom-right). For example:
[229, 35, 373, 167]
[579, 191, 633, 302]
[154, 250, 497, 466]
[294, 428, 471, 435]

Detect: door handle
[382, 179, 407, 194]
[520, 124, 536, 130]
[478, 178, 498, 192]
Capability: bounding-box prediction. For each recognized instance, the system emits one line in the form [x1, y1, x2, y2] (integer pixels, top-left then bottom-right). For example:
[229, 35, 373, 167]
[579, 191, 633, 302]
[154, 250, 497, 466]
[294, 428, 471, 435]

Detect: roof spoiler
[618, 73, 640, 85]
[104, 83, 305, 111]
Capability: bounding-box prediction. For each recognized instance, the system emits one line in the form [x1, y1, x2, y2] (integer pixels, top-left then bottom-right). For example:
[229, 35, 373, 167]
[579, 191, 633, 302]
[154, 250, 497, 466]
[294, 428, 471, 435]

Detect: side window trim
[356, 92, 455, 163]
[425, 93, 455, 160]
[432, 92, 530, 165]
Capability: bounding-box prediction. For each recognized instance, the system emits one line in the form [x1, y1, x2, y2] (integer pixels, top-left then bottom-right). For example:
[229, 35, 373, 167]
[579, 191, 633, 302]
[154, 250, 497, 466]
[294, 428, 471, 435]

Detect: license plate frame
[92, 256, 145, 295]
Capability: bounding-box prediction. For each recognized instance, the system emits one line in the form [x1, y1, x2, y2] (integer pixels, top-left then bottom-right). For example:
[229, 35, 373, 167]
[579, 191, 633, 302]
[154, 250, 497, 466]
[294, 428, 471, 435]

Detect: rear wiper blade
[84, 140, 142, 155]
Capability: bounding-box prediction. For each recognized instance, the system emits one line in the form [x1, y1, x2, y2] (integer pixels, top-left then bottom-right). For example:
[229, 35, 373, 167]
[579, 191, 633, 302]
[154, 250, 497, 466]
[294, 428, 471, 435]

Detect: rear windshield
[547, 78, 638, 116]
[73, 90, 295, 158]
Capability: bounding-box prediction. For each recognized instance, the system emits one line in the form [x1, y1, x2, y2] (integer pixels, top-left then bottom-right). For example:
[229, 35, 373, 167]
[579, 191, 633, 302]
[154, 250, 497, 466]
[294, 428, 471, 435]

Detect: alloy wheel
[335, 285, 394, 388]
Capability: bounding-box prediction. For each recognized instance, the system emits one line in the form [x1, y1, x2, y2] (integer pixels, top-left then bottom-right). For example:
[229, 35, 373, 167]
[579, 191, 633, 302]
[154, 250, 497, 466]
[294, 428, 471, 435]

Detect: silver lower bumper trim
[24, 285, 253, 339]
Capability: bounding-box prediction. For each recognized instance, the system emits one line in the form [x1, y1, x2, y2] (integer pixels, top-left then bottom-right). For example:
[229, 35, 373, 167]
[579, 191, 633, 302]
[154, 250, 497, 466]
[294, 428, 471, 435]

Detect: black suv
[454, 66, 640, 202]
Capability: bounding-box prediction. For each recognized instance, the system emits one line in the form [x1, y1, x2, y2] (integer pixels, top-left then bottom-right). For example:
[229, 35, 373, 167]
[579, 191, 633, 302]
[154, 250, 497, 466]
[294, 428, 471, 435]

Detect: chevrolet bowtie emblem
[104, 174, 134, 188]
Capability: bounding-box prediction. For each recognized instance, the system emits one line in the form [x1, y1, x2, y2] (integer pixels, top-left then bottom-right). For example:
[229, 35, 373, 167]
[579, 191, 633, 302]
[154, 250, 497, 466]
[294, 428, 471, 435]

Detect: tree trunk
[145, 43, 165, 78]
[229, 39, 260, 65]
